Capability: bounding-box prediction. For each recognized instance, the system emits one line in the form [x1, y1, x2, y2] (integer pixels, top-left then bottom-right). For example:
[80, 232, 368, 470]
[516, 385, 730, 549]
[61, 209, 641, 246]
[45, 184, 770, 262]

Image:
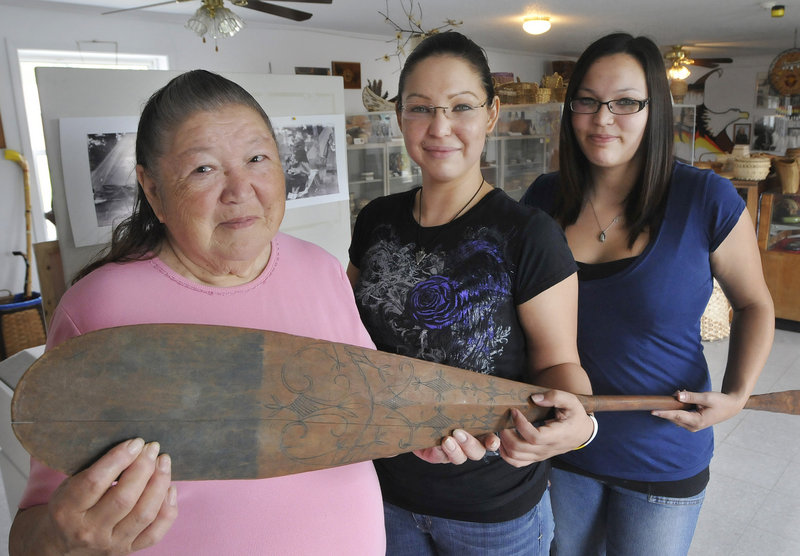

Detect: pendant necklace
[588, 198, 621, 243]
[415, 177, 485, 264]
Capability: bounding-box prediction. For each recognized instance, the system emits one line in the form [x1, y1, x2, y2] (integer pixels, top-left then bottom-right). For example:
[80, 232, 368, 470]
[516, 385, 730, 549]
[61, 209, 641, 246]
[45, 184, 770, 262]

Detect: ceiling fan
[104, 0, 331, 48]
[104, 0, 331, 22]
[664, 45, 733, 80]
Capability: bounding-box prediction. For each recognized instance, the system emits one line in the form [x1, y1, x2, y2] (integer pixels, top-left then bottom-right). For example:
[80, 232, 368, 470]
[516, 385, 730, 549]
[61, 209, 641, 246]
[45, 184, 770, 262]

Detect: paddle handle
[519, 390, 800, 420]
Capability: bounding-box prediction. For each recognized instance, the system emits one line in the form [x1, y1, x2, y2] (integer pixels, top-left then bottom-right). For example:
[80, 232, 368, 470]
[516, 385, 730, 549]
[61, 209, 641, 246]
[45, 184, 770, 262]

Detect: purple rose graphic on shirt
[407, 275, 465, 330]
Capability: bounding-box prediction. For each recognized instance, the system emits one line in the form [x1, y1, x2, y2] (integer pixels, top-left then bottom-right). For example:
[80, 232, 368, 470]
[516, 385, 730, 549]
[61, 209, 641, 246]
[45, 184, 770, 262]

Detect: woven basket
[733, 156, 771, 181]
[0, 292, 46, 360]
[535, 87, 552, 103]
[700, 280, 731, 342]
[552, 86, 567, 103]
[495, 81, 538, 104]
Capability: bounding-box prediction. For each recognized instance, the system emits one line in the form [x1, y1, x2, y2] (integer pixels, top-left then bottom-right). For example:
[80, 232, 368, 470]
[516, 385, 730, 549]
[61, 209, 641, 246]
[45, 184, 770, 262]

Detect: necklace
[415, 177, 485, 264]
[588, 198, 621, 243]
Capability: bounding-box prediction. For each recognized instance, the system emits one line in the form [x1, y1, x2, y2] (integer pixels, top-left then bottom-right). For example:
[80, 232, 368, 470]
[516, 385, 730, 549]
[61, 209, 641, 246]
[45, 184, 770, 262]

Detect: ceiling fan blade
[241, 1, 313, 21]
[695, 57, 733, 64]
[260, 0, 331, 3]
[102, 0, 195, 16]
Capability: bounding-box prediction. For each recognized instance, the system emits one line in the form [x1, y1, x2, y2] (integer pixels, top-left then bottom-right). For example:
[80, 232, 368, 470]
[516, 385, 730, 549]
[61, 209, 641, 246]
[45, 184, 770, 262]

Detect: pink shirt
[20, 233, 385, 555]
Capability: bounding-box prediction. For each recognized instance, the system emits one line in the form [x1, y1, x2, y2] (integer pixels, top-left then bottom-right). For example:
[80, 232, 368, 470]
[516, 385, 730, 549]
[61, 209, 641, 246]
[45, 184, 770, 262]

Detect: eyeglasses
[400, 100, 489, 121]
[569, 97, 650, 115]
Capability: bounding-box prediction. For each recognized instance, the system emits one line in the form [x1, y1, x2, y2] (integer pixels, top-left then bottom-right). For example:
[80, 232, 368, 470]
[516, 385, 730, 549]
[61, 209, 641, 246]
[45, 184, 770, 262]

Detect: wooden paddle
[11, 323, 799, 481]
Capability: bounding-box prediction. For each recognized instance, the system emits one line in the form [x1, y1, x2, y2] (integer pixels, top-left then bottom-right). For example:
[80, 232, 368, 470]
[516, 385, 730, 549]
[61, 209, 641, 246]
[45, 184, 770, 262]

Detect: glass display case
[757, 191, 800, 321]
[345, 112, 421, 225]
[487, 103, 562, 200]
[346, 103, 562, 219]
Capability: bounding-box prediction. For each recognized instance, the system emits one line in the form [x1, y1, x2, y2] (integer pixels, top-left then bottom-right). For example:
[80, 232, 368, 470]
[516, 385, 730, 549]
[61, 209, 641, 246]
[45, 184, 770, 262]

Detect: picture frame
[294, 66, 331, 76]
[59, 116, 139, 247]
[331, 61, 361, 89]
[733, 123, 752, 146]
[271, 114, 349, 208]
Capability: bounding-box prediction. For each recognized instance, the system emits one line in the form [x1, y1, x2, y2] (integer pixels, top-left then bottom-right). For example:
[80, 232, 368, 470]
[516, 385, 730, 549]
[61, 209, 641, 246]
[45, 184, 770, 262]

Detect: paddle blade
[744, 390, 800, 415]
[11, 324, 549, 480]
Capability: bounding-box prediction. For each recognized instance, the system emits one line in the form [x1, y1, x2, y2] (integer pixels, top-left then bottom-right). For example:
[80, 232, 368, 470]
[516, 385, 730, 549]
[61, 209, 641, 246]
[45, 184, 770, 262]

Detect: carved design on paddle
[269, 341, 531, 470]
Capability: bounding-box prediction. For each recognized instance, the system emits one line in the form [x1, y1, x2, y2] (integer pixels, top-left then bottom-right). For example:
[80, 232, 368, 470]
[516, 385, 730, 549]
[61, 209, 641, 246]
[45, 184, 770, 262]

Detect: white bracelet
[573, 413, 598, 450]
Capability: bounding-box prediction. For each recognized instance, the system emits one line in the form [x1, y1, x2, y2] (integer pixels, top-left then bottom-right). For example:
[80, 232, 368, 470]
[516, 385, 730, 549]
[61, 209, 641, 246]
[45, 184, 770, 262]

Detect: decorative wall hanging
[769, 48, 800, 96]
[377, 0, 462, 66]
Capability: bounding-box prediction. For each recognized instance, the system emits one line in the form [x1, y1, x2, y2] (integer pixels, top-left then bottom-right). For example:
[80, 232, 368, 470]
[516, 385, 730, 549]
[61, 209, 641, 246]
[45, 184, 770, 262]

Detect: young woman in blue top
[521, 33, 774, 555]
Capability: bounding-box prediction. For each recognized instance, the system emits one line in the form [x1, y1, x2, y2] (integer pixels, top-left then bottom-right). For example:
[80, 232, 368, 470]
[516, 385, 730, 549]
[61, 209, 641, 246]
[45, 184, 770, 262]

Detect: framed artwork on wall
[733, 123, 752, 146]
[294, 67, 330, 76]
[271, 114, 349, 208]
[59, 116, 139, 247]
[331, 61, 361, 89]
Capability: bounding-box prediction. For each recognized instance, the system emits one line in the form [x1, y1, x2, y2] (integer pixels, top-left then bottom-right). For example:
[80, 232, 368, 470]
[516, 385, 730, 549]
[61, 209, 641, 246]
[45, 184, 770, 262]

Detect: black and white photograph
[272, 115, 349, 207]
[87, 131, 137, 228]
[59, 116, 139, 247]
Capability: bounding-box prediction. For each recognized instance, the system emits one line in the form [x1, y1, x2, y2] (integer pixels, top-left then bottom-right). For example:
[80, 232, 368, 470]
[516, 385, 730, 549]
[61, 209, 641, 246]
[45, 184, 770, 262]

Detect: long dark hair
[73, 70, 274, 283]
[556, 33, 674, 248]
[396, 31, 496, 109]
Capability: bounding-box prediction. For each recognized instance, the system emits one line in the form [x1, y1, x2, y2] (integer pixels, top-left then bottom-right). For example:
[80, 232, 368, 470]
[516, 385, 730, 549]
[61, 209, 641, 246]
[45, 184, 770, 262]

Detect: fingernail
[490, 437, 500, 450]
[146, 442, 160, 460]
[454, 429, 467, 443]
[532, 394, 544, 402]
[168, 485, 178, 506]
[158, 454, 171, 472]
[128, 438, 145, 454]
[678, 391, 687, 401]
[444, 437, 456, 451]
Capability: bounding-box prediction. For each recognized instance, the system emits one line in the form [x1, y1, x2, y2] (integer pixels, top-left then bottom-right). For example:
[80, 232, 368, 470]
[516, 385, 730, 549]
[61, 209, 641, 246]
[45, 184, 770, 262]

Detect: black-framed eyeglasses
[400, 100, 489, 121]
[569, 97, 650, 115]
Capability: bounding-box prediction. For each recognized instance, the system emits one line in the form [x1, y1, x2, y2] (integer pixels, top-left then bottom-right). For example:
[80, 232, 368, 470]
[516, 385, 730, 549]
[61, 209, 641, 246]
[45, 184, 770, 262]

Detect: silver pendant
[599, 231, 607, 243]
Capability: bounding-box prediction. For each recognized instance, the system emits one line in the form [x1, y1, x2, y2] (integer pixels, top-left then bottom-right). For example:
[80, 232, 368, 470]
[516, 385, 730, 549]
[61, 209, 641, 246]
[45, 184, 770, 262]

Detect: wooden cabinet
[757, 191, 800, 321]
[731, 179, 765, 230]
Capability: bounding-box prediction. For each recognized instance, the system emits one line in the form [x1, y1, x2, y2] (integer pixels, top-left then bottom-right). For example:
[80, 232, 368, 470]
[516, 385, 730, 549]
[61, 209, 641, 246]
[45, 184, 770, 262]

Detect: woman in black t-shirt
[347, 31, 595, 555]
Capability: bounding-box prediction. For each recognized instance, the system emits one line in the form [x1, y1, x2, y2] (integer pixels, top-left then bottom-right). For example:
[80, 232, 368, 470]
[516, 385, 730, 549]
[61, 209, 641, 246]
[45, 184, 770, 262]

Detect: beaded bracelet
[573, 413, 598, 450]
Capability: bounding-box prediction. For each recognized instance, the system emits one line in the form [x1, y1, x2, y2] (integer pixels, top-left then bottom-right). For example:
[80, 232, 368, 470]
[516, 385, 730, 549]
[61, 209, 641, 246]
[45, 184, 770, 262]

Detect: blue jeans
[550, 467, 705, 556]
[383, 489, 554, 555]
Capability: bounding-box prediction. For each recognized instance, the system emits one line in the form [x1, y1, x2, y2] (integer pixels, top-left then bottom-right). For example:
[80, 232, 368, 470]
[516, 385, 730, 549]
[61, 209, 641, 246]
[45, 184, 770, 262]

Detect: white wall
[0, 1, 552, 293]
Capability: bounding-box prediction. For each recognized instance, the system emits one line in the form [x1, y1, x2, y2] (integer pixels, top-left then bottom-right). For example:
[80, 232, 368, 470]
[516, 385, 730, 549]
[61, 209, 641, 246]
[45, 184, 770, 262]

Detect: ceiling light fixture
[186, 0, 245, 50]
[667, 63, 691, 81]
[771, 4, 785, 17]
[523, 17, 551, 35]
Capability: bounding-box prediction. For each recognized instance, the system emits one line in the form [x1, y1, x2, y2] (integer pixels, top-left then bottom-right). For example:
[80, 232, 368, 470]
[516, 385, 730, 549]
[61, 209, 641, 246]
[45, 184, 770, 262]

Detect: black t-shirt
[349, 187, 577, 522]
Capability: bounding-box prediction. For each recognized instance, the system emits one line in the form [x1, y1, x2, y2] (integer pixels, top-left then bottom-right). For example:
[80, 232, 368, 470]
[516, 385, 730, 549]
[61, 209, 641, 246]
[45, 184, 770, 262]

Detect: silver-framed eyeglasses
[400, 100, 489, 121]
[569, 97, 650, 115]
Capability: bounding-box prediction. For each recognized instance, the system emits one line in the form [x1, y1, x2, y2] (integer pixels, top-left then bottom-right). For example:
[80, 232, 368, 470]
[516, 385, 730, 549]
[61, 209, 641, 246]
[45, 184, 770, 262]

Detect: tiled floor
[690, 324, 800, 555]
[0, 326, 797, 555]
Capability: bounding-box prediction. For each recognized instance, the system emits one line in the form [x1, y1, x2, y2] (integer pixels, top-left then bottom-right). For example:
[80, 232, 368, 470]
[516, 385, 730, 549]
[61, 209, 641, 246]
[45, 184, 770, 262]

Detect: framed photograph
[59, 116, 139, 247]
[271, 114, 349, 208]
[294, 66, 330, 76]
[733, 123, 752, 146]
[331, 61, 361, 89]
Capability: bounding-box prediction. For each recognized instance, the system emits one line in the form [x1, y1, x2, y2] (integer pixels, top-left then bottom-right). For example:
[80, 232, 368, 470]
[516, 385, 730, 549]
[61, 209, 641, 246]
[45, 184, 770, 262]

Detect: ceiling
[15, 0, 800, 60]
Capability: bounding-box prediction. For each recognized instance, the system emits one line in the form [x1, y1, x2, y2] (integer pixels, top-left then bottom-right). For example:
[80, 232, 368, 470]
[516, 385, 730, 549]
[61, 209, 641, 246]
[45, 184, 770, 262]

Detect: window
[17, 48, 168, 240]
